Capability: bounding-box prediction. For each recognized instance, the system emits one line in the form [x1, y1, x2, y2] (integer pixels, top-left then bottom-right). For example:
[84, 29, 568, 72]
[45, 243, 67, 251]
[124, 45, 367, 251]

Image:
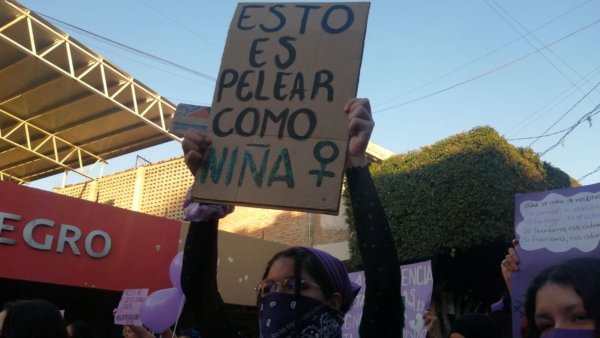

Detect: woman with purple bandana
[502, 247, 600, 338]
[180, 98, 404, 337]
[523, 257, 600, 338]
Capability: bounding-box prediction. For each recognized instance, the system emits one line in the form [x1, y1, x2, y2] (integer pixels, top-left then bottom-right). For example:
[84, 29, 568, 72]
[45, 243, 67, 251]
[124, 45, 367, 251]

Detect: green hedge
[346, 126, 577, 266]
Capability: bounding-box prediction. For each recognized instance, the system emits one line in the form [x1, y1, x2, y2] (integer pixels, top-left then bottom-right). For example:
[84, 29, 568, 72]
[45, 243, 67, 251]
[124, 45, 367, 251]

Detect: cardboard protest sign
[342, 260, 433, 338]
[114, 288, 149, 326]
[169, 104, 210, 137]
[511, 183, 600, 338]
[192, 3, 370, 214]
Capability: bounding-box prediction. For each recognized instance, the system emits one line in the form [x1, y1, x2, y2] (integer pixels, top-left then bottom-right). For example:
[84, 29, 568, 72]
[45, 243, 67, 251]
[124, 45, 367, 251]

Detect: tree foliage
[346, 126, 576, 264]
[344, 126, 577, 312]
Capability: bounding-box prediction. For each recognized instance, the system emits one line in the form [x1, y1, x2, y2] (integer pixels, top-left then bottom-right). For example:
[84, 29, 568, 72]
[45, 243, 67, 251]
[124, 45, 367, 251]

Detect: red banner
[0, 181, 181, 291]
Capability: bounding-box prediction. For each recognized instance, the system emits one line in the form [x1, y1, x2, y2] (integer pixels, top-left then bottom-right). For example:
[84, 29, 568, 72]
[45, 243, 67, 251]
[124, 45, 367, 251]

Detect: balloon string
[171, 294, 186, 337]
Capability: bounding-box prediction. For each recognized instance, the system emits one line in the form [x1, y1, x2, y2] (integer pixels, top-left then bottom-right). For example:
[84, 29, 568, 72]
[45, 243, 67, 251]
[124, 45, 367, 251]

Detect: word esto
[237, 4, 355, 35]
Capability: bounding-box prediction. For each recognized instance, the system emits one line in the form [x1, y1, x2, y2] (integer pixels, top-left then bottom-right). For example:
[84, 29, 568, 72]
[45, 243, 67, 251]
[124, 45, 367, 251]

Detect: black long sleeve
[346, 165, 404, 337]
[180, 219, 244, 338]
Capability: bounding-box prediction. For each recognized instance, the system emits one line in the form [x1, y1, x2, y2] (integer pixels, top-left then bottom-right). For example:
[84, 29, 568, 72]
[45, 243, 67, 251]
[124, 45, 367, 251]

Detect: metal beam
[0, 107, 106, 179]
[0, 2, 177, 139]
[0, 1, 182, 183]
[0, 170, 27, 184]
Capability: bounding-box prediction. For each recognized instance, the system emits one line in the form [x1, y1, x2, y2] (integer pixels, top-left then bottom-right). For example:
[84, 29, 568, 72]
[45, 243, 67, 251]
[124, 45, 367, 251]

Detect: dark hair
[261, 246, 336, 300]
[524, 257, 600, 338]
[1, 299, 68, 338]
[67, 321, 94, 338]
[451, 313, 500, 338]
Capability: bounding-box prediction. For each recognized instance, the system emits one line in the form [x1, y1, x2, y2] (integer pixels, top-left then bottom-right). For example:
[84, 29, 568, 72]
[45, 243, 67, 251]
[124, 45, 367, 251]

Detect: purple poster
[512, 182, 600, 337]
[342, 260, 433, 338]
[342, 271, 365, 336]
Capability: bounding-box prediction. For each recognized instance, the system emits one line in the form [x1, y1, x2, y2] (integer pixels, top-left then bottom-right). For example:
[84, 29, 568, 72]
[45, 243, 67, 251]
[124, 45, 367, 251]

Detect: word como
[0, 211, 111, 258]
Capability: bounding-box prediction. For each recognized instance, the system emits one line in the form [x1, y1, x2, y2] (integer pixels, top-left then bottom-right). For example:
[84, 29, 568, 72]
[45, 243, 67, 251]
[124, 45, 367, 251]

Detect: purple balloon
[139, 288, 184, 333]
[169, 251, 184, 290]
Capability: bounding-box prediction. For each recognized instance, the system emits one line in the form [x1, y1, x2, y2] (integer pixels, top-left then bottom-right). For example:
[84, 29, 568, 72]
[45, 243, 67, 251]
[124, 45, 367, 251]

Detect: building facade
[54, 143, 393, 259]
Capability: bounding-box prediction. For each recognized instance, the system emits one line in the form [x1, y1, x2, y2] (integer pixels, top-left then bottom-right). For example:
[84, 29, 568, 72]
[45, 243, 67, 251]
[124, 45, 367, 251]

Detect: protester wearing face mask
[523, 257, 600, 338]
[254, 246, 357, 337]
[180, 98, 404, 337]
[501, 241, 600, 338]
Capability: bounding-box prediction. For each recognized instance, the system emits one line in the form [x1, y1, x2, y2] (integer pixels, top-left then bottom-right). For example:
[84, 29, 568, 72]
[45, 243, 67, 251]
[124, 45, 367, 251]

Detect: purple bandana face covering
[258, 293, 344, 338]
[542, 328, 595, 338]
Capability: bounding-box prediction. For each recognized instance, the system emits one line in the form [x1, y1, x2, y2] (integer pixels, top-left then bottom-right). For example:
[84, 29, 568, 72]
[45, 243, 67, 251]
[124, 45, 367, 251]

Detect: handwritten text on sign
[192, 3, 370, 214]
[517, 190, 600, 252]
[342, 260, 433, 338]
[512, 183, 600, 338]
[114, 288, 148, 326]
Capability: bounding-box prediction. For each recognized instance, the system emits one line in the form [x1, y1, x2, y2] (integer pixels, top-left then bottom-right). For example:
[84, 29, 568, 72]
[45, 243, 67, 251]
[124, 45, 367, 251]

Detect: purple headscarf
[305, 247, 361, 313]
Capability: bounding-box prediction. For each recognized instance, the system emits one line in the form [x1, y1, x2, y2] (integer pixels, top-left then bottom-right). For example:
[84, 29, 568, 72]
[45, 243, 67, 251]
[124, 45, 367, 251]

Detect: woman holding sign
[180, 98, 404, 337]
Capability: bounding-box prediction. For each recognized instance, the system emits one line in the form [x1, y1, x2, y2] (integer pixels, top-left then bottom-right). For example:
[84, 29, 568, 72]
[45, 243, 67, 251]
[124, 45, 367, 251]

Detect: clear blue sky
[19, 0, 600, 190]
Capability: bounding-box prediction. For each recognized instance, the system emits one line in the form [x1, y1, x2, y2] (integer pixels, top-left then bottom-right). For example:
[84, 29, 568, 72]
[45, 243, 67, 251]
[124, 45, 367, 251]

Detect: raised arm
[501, 239, 520, 294]
[344, 98, 404, 337]
[180, 130, 242, 338]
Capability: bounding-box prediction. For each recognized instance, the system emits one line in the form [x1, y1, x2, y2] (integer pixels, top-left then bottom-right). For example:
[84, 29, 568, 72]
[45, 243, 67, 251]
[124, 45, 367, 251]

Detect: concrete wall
[54, 156, 352, 250]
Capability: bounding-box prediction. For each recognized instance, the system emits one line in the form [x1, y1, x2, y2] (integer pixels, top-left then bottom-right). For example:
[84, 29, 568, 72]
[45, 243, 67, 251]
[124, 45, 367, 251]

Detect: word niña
[200, 141, 339, 188]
